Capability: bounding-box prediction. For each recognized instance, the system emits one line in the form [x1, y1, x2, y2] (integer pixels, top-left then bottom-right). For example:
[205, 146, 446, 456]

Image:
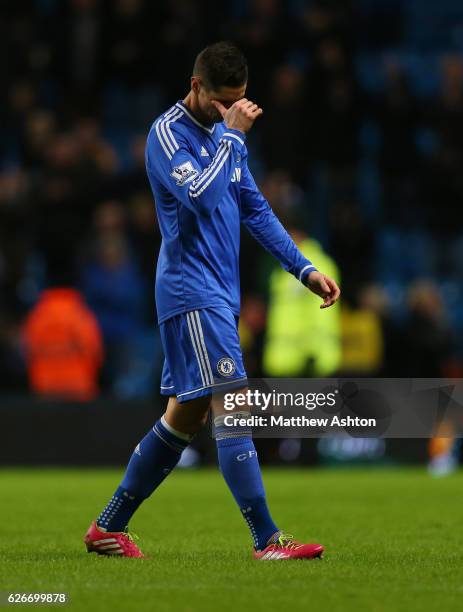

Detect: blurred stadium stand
[1, 0, 463, 411]
[0, 397, 430, 467]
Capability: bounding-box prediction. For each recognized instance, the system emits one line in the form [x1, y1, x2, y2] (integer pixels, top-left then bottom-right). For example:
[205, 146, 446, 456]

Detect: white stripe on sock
[161, 414, 192, 442]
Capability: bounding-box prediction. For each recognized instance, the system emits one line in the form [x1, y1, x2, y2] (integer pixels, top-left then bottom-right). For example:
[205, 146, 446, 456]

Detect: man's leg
[212, 390, 279, 552]
[95, 395, 210, 533]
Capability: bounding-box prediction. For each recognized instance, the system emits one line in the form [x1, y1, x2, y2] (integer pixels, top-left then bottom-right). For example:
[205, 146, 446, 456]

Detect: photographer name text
[223, 415, 377, 428]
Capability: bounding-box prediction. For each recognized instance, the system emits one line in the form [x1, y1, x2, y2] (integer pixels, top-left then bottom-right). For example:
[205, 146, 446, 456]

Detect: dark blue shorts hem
[168, 376, 248, 403]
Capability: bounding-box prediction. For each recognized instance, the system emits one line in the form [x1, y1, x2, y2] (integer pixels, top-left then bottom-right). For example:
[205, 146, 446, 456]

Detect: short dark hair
[193, 41, 248, 90]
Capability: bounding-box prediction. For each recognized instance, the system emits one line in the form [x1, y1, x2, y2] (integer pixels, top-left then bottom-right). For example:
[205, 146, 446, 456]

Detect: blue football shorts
[159, 306, 248, 403]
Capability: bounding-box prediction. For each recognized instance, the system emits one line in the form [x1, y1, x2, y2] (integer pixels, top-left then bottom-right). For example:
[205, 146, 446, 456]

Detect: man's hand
[211, 98, 263, 133]
[305, 271, 341, 309]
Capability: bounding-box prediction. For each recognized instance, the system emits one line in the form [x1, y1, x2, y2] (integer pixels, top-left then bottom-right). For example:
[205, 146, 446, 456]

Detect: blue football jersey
[145, 100, 316, 324]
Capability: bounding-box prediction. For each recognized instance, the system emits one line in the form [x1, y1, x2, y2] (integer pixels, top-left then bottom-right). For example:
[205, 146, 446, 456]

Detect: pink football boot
[84, 521, 144, 558]
[253, 532, 324, 560]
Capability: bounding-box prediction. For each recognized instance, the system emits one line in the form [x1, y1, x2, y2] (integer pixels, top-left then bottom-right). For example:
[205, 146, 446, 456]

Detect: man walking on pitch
[84, 41, 340, 560]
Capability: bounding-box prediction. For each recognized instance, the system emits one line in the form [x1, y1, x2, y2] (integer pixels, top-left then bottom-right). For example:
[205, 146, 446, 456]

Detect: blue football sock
[215, 414, 279, 551]
[97, 416, 190, 532]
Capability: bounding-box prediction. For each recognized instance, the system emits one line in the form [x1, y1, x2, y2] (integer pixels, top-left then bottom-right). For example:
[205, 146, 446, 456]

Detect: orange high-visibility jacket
[22, 289, 103, 400]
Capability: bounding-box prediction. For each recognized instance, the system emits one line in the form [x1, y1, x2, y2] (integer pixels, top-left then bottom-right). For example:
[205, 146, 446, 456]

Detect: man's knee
[211, 387, 250, 417]
[165, 394, 211, 435]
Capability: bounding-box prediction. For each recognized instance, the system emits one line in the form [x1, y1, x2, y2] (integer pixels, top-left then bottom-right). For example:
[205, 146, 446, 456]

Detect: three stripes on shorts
[186, 310, 214, 387]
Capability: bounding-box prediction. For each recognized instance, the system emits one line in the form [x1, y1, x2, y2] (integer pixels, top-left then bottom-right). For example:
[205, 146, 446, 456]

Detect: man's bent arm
[240, 160, 317, 284]
[146, 122, 246, 217]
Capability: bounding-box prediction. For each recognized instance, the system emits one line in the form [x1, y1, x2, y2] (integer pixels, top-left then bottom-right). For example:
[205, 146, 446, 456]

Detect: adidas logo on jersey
[200, 146, 209, 157]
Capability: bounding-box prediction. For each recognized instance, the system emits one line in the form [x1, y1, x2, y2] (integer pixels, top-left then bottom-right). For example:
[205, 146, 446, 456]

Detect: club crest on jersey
[170, 161, 199, 186]
[217, 357, 236, 377]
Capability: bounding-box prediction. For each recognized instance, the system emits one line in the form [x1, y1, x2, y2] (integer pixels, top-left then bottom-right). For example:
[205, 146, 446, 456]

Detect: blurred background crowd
[2, 0, 463, 401]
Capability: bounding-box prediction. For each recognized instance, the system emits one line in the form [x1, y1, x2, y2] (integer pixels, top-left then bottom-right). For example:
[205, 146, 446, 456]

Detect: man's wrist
[222, 129, 246, 148]
[299, 264, 317, 285]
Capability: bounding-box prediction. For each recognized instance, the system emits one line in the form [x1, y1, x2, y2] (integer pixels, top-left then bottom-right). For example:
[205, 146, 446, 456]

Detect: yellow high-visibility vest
[340, 307, 383, 373]
[263, 239, 341, 377]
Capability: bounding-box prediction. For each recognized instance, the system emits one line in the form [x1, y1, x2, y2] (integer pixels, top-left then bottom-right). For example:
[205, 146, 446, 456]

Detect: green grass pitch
[1, 467, 463, 612]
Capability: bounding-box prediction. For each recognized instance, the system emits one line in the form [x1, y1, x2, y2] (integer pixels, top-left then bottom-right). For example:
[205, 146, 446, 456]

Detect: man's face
[194, 79, 247, 123]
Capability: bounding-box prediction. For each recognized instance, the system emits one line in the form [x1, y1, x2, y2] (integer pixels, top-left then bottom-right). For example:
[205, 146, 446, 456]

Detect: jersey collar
[176, 101, 215, 134]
